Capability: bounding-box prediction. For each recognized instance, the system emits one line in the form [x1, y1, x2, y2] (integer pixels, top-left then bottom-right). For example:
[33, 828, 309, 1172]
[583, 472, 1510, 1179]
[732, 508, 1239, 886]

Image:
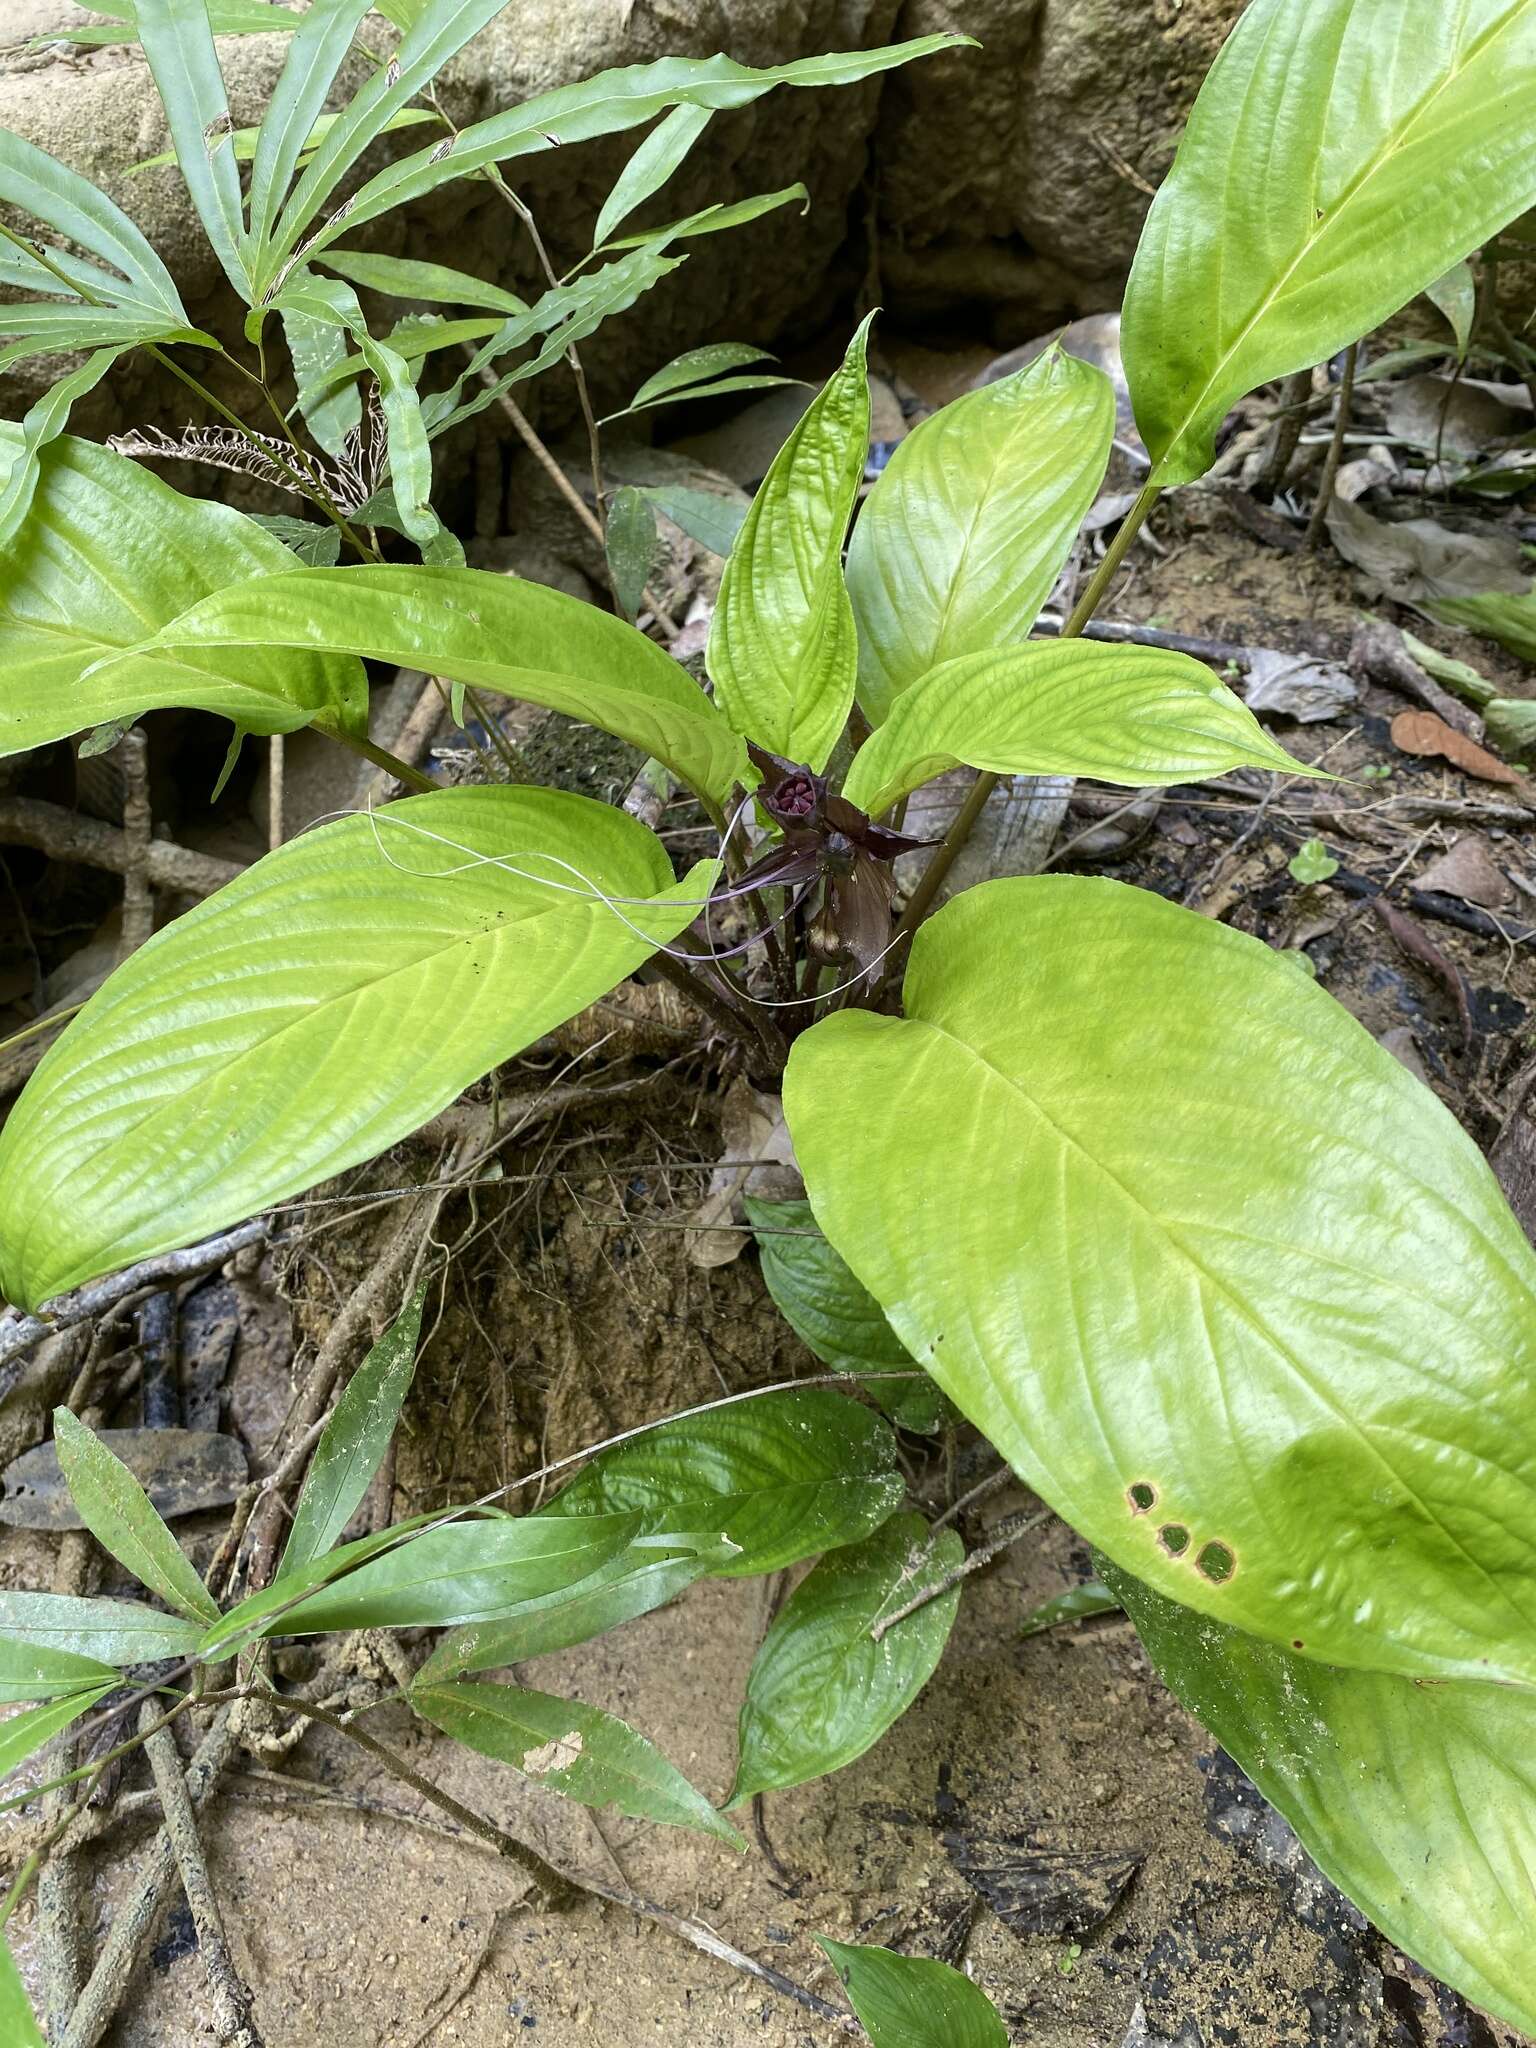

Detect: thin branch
[1304, 342, 1358, 551]
[870, 1510, 1052, 1642]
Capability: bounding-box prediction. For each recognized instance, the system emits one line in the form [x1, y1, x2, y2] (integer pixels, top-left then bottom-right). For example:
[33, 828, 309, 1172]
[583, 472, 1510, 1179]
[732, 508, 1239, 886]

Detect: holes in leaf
[1196, 1540, 1235, 1584]
[1127, 1482, 1156, 1515]
[1158, 1523, 1190, 1557]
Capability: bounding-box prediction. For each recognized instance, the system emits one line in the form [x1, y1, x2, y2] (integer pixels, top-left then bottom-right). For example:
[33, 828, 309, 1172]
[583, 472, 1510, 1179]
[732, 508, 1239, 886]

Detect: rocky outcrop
[876, 0, 1247, 340]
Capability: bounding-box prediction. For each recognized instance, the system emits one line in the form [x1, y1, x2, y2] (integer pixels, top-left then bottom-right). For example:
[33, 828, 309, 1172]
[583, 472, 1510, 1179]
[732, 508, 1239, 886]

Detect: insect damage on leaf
[523, 1730, 585, 1775]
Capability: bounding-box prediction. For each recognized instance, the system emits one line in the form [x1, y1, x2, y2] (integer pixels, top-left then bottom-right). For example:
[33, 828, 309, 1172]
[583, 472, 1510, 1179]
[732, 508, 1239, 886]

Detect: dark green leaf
[819, 1939, 1008, 2048]
[198, 1510, 446, 1659]
[0, 1594, 201, 1665]
[743, 1197, 944, 1434]
[0, 1685, 114, 1785]
[53, 1409, 218, 1624]
[414, 1679, 743, 1844]
[280, 1283, 428, 1578]
[731, 1514, 962, 1803]
[0, 1635, 122, 1707]
[635, 484, 748, 561]
[0, 787, 717, 1309]
[604, 486, 658, 622]
[543, 1387, 904, 1578]
[1110, 1563, 1536, 2037]
[628, 342, 776, 412]
[249, 513, 342, 565]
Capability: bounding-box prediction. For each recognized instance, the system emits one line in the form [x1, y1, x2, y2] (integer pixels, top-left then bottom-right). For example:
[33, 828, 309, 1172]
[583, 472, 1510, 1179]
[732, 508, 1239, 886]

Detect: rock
[1, 0, 906, 435]
[877, 0, 1245, 333]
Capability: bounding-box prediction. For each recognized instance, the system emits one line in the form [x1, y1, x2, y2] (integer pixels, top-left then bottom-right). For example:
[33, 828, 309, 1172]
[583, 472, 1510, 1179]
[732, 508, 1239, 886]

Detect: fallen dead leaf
[1389, 709, 1523, 786]
[1415, 835, 1514, 909]
[685, 1078, 802, 1267]
[1370, 897, 1475, 1047]
[1326, 497, 1528, 602]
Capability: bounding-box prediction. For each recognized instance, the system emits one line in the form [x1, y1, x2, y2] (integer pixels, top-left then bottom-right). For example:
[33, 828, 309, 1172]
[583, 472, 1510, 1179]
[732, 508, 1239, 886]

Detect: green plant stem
[327, 727, 437, 795]
[890, 483, 1163, 945]
[649, 946, 785, 1069]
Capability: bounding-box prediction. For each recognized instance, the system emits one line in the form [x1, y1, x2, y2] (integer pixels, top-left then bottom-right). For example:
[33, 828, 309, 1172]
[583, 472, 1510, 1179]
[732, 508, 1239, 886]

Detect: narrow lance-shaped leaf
[0, 1594, 201, 1665]
[112, 563, 748, 803]
[0, 126, 187, 318]
[43, 0, 299, 45]
[280, 1283, 429, 1578]
[199, 1509, 447, 1660]
[300, 39, 974, 259]
[133, 0, 251, 300]
[317, 246, 527, 314]
[53, 1409, 219, 1623]
[614, 341, 776, 417]
[593, 100, 712, 248]
[0, 347, 120, 547]
[785, 875, 1536, 1688]
[604, 487, 658, 623]
[846, 349, 1115, 725]
[1122, 0, 1536, 484]
[415, 1679, 744, 1846]
[0, 432, 367, 761]
[1427, 588, 1536, 667]
[841, 641, 1313, 820]
[280, 272, 362, 457]
[819, 1940, 1008, 2048]
[730, 1514, 963, 1804]
[356, 329, 462, 565]
[604, 184, 809, 253]
[246, 0, 373, 259]
[1108, 1562, 1536, 2038]
[709, 316, 873, 769]
[0, 1686, 115, 1786]
[0, 1930, 45, 2048]
[0, 1635, 123, 1707]
[544, 1387, 904, 1577]
[0, 787, 720, 1309]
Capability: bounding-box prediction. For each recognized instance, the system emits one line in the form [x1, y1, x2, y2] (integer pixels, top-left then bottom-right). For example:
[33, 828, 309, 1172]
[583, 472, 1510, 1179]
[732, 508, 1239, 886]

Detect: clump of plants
[1, 0, 1535, 2040]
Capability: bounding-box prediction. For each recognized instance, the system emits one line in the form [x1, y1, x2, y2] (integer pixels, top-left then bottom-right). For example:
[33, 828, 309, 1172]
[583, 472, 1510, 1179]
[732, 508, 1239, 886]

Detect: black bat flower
[725, 743, 933, 983]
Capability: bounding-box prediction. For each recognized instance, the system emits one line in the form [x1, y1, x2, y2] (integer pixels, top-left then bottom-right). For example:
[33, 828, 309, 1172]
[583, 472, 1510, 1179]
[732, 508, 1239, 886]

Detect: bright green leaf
[118, 563, 747, 801]
[1288, 838, 1339, 885]
[730, 1513, 962, 1803]
[612, 372, 800, 425]
[604, 486, 658, 622]
[1428, 588, 1536, 665]
[1398, 628, 1497, 708]
[1122, 0, 1536, 484]
[0, 786, 718, 1309]
[544, 1387, 904, 1578]
[317, 246, 526, 313]
[784, 875, 1536, 1686]
[264, 1510, 644, 1635]
[1427, 260, 1478, 361]
[280, 271, 363, 456]
[0, 1636, 122, 1707]
[841, 641, 1311, 820]
[280, 1283, 429, 1578]
[41, 0, 298, 44]
[0, 1929, 44, 2048]
[593, 100, 712, 248]
[0, 433, 367, 761]
[414, 1678, 743, 1845]
[52, 1410, 218, 1624]
[819, 1939, 1008, 2048]
[744, 1196, 945, 1434]
[1485, 698, 1536, 761]
[355, 329, 459, 563]
[709, 316, 873, 769]
[132, 107, 441, 175]
[0, 1594, 201, 1665]
[846, 349, 1115, 725]
[0, 1685, 114, 1786]
[413, 1532, 739, 1685]
[1110, 1563, 1536, 2037]
[0, 347, 120, 546]
[628, 342, 776, 412]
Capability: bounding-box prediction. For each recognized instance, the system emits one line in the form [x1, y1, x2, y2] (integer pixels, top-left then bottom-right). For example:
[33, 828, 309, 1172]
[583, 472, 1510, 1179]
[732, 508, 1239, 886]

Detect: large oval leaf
[0, 787, 718, 1309]
[113, 563, 747, 805]
[785, 877, 1536, 1686]
[840, 641, 1309, 819]
[543, 1387, 903, 1578]
[0, 434, 366, 758]
[708, 319, 872, 770]
[845, 350, 1114, 725]
[414, 1679, 742, 1845]
[819, 1940, 1008, 2048]
[1123, 0, 1536, 485]
[730, 1513, 962, 1804]
[1109, 1563, 1536, 2036]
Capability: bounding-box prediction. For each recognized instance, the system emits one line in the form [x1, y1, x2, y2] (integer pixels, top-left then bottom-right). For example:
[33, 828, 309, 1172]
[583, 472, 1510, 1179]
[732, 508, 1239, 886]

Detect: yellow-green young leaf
[0, 1928, 45, 2048]
[0, 1685, 114, 1785]
[1428, 588, 1536, 666]
[730, 1514, 962, 1804]
[846, 350, 1114, 725]
[0, 788, 718, 1310]
[262, 1511, 645, 1636]
[0, 1635, 122, 1707]
[784, 876, 1536, 1687]
[415, 1680, 744, 1845]
[743, 1196, 946, 1434]
[1109, 1563, 1536, 2037]
[0, 434, 367, 760]
[841, 641, 1311, 819]
[0, 1594, 201, 1665]
[279, 1283, 429, 1578]
[124, 564, 746, 804]
[819, 1940, 1008, 2048]
[0, 347, 121, 546]
[592, 100, 712, 247]
[52, 1411, 218, 1623]
[708, 317, 873, 769]
[544, 1387, 904, 1578]
[1122, 0, 1536, 485]
[316, 247, 526, 314]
